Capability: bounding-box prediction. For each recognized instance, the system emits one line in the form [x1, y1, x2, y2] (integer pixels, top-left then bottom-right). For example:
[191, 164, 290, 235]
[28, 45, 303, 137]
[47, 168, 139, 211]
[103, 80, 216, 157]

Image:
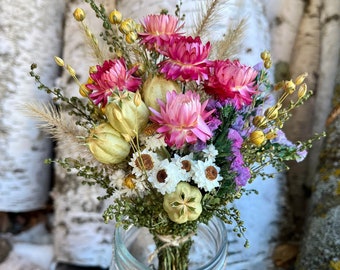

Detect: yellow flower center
[124, 174, 136, 189]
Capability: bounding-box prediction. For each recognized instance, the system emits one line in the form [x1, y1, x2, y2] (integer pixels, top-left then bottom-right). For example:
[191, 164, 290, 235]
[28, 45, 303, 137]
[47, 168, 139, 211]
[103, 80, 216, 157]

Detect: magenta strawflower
[159, 36, 211, 83]
[205, 59, 258, 109]
[139, 14, 184, 52]
[149, 90, 214, 148]
[86, 59, 141, 106]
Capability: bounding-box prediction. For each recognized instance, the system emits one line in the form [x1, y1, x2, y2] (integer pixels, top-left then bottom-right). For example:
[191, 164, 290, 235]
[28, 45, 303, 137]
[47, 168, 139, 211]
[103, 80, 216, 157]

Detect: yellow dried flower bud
[133, 62, 145, 76]
[133, 91, 142, 106]
[125, 31, 138, 44]
[66, 64, 76, 77]
[274, 81, 284, 91]
[249, 130, 266, 146]
[89, 66, 97, 74]
[260, 51, 270, 61]
[142, 75, 181, 111]
[119, 18, 136, 34]
[109, 10, 122, 24]
[54, 56, 65, 67]
[163, 182, 202, 224]
[297, 83, 308, 99]
[284, 80, 296, 94]
[294, 72, 308, 85]
[264, 59, 272, 69]
[135, 23, 144, 33]
[79, 84, 89, 97]
[105, 92, 150, 138]
[121, 133, 132, 142]
[252, 115, 267, 128]
[265, 131, 277, 140]
[73, 8, 85, 22]
[265, 106, 279, 120]
[86, 123, 131, 164]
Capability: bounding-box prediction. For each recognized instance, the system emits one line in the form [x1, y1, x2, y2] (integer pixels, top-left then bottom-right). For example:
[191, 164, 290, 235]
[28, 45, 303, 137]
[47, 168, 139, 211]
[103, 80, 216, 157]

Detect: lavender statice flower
[227, 128, 251, 186]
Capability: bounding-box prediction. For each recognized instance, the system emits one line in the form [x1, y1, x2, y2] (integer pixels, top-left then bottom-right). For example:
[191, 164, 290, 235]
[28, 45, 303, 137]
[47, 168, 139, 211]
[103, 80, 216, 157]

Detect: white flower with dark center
[148, 159, 187, 195]
[192, 160, 222, 192]
[202, 144, 218, 162]
[129, 149, 160, 178]
[171, 153, 194, 181]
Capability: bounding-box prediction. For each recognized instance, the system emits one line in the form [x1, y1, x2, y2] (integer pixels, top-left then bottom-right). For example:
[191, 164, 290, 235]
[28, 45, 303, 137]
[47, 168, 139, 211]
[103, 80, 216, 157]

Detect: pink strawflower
[139, 14, 184, 52]
[204, 60, 258, 109]
[149, 90, 214, 148]
[86, 59, 141, 106]
[159, 36, 211, 83]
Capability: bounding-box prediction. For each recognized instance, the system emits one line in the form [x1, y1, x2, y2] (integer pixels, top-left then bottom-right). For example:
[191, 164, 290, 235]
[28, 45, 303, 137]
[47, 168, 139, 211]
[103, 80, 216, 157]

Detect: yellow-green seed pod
[86, 123, 131, 164]
[142, 75, 181, 112]
[249, 130, 266, 146]
[105, 92, 150, 138]
[73, 8, 85, 22]
[109, 10, 122, 24]
[163, 182, 202, 224]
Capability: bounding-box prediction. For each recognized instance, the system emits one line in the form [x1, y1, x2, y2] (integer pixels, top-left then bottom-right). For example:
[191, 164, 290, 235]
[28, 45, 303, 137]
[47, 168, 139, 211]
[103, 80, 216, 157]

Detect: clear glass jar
[110, 216, 228, 270]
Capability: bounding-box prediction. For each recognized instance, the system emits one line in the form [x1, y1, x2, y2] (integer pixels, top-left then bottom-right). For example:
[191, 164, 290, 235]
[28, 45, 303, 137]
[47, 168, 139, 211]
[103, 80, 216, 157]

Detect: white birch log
[280, 0, 322, 238]
[118, 1, 283, 269]
[52, 0, 117, 267]
[0, 0, 64, 211]
[308, 0, 340, 182]
[264, 0, 305, 67]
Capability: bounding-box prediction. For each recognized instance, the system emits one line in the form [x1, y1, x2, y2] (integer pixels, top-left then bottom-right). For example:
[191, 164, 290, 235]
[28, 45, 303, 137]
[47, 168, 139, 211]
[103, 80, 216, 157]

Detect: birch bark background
[0, 0, 64, 211]
[0, 0, 339, 269]
[52, 0, 116, 268]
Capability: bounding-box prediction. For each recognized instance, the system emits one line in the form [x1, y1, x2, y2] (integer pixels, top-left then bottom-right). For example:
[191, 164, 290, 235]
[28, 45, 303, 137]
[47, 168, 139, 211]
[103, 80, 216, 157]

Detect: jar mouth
[191, 217, 228, 269]
[113, 216, 228, 269]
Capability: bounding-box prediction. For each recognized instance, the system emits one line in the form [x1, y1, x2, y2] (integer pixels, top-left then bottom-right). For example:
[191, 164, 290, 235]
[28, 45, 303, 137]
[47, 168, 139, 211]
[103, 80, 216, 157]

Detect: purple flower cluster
[227, 129, 251, 186]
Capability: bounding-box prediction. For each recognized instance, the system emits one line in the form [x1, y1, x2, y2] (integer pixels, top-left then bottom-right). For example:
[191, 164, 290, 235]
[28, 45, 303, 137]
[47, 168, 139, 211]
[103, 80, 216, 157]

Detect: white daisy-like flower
[113, 173, 148, 198]
[148, 159, 187, 195]
[171, 153, 194, 181]
[139, 133, 166, 151]
[202, 144, 219, 162]
[109, 168, 127, 189]
[128, 149, 160, 178]
[192, 159, 223, 192]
